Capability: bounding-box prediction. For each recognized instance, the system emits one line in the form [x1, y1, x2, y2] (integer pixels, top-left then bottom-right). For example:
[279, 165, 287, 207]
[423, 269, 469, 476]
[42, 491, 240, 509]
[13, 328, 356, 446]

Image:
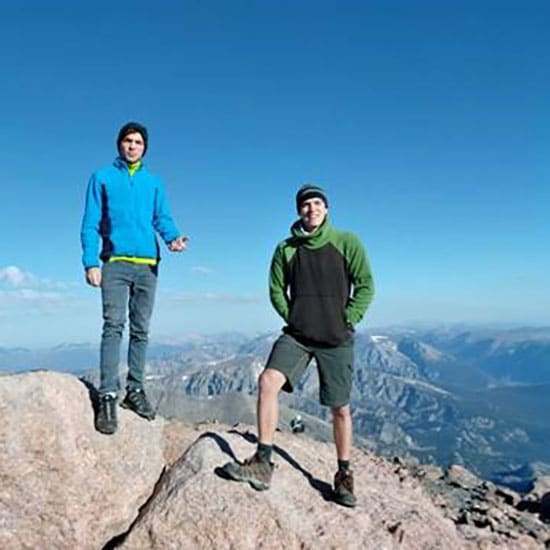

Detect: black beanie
[295, 184, 329, 212]
[117, 122, 148, 155]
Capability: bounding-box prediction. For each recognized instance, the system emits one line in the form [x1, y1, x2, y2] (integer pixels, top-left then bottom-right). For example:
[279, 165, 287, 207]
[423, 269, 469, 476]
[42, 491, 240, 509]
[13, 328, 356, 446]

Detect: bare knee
[331, 405, 351, 422]
[259, 368, 286, 397]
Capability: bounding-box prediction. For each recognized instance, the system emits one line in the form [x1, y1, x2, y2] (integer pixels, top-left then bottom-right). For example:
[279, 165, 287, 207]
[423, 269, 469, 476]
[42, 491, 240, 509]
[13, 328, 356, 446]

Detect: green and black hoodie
[269, 216, 375, 346]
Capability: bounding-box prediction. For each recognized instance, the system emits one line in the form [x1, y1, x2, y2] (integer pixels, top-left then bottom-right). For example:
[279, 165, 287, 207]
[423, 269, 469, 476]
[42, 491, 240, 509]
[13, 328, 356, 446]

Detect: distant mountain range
[145, 326, 550, 491]
[0, 333, 250, 374]
[3, 326, 550, 491]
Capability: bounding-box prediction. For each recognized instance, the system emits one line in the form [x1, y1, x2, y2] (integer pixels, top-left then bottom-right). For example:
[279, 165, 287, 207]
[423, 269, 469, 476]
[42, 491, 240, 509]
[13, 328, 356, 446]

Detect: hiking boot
[95, 394, 118, 435]
[121, 388, 155, 420]
[333, 469, 357, 508]
[221, 453, 274, 491]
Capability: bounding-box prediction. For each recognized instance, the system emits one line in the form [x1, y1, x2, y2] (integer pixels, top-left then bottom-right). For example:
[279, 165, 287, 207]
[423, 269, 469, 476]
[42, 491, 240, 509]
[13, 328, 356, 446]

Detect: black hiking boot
[333, 469, 357, 508]
[221, 453, 274, 491]
[121, 388, 155, 420]
[95, 394, 118, 435]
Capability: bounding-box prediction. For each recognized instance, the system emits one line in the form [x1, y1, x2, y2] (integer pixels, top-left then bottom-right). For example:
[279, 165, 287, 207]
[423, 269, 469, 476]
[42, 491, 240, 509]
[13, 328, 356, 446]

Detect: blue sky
[1, 0, 548, 347]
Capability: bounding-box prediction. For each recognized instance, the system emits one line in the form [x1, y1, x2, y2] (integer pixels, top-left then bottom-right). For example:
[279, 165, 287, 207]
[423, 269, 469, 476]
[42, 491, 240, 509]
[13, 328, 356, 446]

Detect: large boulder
[121, 426, 468, 549]
[1, 371, 546, 549]
[0, 371, 164, 549]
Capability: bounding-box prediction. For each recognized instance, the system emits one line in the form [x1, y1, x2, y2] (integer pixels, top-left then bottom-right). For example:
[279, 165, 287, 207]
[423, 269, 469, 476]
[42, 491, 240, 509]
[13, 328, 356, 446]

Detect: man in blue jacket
[81, 122, 187, 435]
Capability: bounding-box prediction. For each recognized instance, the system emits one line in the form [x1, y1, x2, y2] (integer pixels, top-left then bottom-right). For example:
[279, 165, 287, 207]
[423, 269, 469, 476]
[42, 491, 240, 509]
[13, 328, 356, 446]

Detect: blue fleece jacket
[80, 157, 180, 269]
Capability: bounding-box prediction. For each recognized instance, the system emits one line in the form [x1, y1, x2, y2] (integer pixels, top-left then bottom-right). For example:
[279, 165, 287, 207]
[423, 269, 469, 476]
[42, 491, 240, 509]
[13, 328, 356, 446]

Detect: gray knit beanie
[295, 184, 329, 212]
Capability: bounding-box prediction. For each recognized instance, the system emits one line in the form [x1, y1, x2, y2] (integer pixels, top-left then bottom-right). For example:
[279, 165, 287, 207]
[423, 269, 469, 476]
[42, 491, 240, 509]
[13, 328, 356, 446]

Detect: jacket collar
[113, 156, 146, 173]
[289, 215, 332, 248]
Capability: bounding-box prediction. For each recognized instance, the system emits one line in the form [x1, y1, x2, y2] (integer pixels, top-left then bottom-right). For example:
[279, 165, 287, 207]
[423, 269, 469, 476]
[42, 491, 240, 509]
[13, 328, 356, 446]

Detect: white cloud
[0, 265, 68, 290]
[11, 289, 65, 302]
[0, 289, 66, 307]
[0, 266, 35, 287]
[191, 266, 215, 275]
[0, 266, 76, 317]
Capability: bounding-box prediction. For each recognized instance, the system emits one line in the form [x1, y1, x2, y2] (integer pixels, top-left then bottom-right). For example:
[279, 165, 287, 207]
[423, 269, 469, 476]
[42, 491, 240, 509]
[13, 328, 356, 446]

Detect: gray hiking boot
[222, 453, 274, 491]
[121, 388, 155, 420]
[333, 469, 357, 508]
[95, 394, 118, 435]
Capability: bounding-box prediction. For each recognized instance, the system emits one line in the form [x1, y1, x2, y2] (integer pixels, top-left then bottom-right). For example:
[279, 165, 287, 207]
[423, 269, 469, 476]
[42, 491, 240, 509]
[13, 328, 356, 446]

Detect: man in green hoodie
[223, 184, 374, 507]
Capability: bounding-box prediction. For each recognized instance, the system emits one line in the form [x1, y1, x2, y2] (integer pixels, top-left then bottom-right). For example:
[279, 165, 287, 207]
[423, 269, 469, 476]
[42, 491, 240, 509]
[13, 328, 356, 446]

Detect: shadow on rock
[79, 377, 100, 417]
[225, 428, 334, 502]
[540, 492, 550, 523]
[198, 430, 239, 462]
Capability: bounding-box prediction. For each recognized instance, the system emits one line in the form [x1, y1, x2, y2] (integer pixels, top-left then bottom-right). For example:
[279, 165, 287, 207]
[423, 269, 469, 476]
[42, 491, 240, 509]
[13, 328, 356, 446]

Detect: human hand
[85, 267, 102, 287]
[168, 236, 189, 252]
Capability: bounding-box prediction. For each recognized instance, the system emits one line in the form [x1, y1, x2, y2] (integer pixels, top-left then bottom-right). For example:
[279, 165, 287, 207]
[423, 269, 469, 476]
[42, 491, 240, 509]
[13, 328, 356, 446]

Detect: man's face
[118, 132, 145, 163]
[299, 197, 328, 232]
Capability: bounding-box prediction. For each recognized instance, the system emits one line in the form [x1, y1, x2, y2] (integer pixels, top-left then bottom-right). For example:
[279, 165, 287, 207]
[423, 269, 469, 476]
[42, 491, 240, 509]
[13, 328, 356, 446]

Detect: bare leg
[257, 368, 286, 445]
[222, 369, 286, 489]
[332, 405, 352, 461]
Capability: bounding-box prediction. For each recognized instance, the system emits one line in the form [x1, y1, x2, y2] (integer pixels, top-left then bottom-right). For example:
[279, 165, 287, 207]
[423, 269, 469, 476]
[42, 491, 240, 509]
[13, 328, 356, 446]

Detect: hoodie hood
[289, 215, 332, 249]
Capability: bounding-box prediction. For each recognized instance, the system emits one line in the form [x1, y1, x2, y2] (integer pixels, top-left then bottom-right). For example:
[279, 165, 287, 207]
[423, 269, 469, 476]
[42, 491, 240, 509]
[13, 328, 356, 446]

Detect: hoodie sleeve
[269, 243, 290, 321]
[153, 178, 180, 244]
[80, 173, 102, 269]
[344, 233, 375, 325]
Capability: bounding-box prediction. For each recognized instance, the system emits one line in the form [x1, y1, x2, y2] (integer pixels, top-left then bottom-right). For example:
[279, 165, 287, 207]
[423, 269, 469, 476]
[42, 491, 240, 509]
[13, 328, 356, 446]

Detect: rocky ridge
[0, 371, 548, 549]
[139, 330, 550, 486]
